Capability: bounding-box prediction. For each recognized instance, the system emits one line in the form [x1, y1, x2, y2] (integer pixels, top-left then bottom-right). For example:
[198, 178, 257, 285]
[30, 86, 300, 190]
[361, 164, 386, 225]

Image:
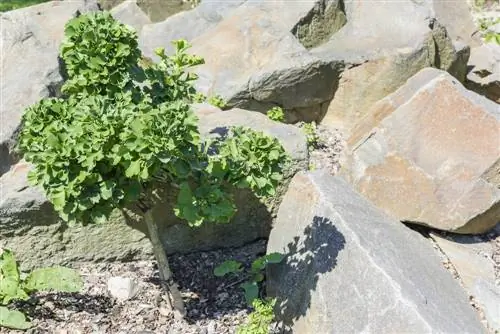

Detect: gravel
[1, 240, 269, 334]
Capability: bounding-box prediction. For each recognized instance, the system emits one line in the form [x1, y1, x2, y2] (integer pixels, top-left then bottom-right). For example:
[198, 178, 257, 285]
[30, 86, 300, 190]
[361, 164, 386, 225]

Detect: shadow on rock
[268, 216, 345, 330]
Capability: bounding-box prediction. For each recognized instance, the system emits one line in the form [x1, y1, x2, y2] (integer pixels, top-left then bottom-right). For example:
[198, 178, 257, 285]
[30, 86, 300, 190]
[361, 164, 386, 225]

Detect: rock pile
[1, 0, 498, 332]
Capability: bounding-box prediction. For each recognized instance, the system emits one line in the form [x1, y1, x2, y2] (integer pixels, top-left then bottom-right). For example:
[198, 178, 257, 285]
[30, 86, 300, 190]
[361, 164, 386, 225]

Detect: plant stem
[144, 210, 186, 317]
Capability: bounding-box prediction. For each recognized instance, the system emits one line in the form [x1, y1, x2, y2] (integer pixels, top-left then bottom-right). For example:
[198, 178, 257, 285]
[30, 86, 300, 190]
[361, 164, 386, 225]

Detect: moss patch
[291, 0, 347, 49]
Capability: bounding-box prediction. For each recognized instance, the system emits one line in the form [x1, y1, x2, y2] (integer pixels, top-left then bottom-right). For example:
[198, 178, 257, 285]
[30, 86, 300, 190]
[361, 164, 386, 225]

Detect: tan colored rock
[189, 1, 344, 121]
[314, 0, 470, 134]
[342, 68, 500, 234]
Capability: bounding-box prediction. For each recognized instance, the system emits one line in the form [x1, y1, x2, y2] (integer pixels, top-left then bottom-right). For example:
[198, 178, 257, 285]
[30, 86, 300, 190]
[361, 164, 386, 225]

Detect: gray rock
[189, 1, 344, 121]
[107, 276, 140, 301]
[0, 161, 153, 270]
[431, 0, 482, 46]
[430, 232, 500, 332]
[110, 0, 151, 33]
[465, 43, 500, 103]
[267, 171, 485, 333]
[0, 109, 307, 269]
[0, 0, 99, 176]
[490, 22, 500, 34]
[138, 0, 245, 58]
[472, 279, 500, 331]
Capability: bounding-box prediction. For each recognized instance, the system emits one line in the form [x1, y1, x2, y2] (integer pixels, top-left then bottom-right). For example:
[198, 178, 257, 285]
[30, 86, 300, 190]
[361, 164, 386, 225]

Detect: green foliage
[193, 92, 207, 103]
[302, 122, 320, 149]
[484, 31, 500, 44]
[477, 17, 500, 44]
[0, 249, 82, 330]
[214, 253, 284, 305]
[237, 298, 277, 334]
[0, 0, 49, 12]
[60, 11, 142, 97]
[18, 11, 289, 229]
[207, 95, 227, 108]
[266, 106, 285, 122]
[213, 260, 242, 276]
[207, 127, 289, 198]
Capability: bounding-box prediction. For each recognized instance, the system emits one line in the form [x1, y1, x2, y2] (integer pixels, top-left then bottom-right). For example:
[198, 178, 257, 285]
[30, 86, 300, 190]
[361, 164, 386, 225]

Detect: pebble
[107, 276, 140, 301]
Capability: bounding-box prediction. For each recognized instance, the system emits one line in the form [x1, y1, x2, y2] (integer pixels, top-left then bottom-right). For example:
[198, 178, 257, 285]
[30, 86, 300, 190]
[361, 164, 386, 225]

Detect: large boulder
[142, 0, 472, 126]
[0, 0, 99, 176]
[189, 0, 345, 122]
[465, 43, 500, 103]
[315, 0, 471, 133]
[267, 171, 485, 333]
[0, 108, 307, 269]
[342, 68, 499, 234]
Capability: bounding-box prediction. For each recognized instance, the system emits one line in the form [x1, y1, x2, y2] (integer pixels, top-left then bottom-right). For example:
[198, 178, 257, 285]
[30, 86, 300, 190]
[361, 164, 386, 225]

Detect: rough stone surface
[266, 171, 485, 333]
[138, 0, 245, 58]
[0, 0, 99, 176]
[466, 43, 500, 103]
[432, 0, 482, 47]
[343, 68, 500, 234]
[0, 161, 153, 270]
[0, 110, 307, 269]
[189, 0, 344, 122]
[110, 0, 151, 33]
[314, 0, 470, 133]
[430, 231, 500, 332]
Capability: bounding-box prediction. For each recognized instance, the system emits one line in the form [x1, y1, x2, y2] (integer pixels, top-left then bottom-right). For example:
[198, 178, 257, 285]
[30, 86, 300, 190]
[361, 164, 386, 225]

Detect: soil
[1, 240, 273, 334]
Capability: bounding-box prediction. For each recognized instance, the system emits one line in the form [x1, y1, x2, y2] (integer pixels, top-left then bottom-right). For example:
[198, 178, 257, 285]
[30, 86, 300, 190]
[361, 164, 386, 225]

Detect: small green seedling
[237, 298, 277, 334]
[302, 122, 320, 149]
[193, 92, 207, 103]
[266, 106, 285, 122]
[207, 94, 227, 108]
[0, 249, 83, 330]
[214, 252, 284, 305]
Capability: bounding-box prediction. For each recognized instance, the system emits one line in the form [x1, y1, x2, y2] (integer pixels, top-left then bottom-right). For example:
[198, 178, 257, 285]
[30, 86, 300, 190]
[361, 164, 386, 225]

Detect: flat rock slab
[430, 231, 500, 331]
[343, 68, 500, 234]
[267, 171, 485, 333]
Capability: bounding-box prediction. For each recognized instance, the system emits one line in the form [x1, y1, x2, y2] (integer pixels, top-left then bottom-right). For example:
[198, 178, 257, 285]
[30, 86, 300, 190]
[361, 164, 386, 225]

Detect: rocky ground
[1, 241, 271, 334]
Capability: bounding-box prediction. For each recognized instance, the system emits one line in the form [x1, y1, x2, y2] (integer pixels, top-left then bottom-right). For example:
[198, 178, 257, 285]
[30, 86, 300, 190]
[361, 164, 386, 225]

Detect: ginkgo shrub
[17, 11, 289, 315]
